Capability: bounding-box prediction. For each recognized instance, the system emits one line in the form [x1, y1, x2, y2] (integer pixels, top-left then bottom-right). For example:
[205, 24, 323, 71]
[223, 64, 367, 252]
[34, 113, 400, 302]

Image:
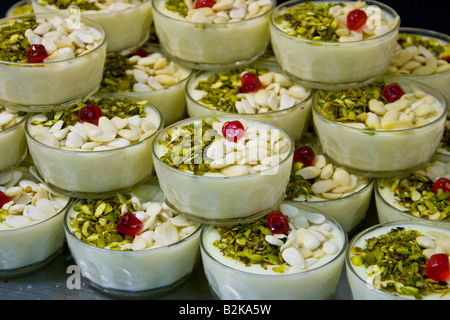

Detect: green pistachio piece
[100, 53, 134, 92]
[0, 17, 40, 63]
[38, 0, 99, 11]
[285, 170, 313, 200]
[164, 0, 189, 17]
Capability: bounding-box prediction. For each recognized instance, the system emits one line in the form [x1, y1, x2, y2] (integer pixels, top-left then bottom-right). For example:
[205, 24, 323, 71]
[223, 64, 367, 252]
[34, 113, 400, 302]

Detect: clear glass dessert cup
[374, 178, 450, 227]
[63, 183, 202, 298]
[200, 202, 347, 299]
[185, 63, 314, 143]
[345, 220, 450, 300]
[0, 166, 72, 277]
[0, 113, 28, 175]
[284, 179, 374, 233]
[152, 116, 294, 225]
[31, 0, 153, 53]
[269, 0, 400, 89]
[151, 0, 275, 70]
[0, 12, 107, 112]
[25, 103, 163, 199]
[385, 27, 450, 105]
[312, 77, 448, 178]
[6, 0, 33, 17]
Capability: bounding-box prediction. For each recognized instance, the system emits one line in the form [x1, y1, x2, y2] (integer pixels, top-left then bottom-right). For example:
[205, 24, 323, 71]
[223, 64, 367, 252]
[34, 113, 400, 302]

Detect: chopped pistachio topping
[100, 53, 134, 92]
[31, 97, 147, 128]
[159, 118, 220, 175]
[38, 0, 100, 11]
[316, 81, 384, 124]
[285, 162, 313, 199]
[69, 196, 134, 250]
[164, 0, 189, 17]
[213, 217, 286, 272]
[195, 65, 269, 113]
[350, 227, 450, 300]
[397, 33, 449, 59]
[0, 17, 39, 63]
[381, 174, 450, 222]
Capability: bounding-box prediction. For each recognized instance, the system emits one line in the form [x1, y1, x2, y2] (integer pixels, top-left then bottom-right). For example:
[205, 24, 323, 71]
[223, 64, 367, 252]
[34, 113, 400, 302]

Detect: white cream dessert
[152, 116, 293, 224]
[152, 0, 274, 68]
[26, 97, 162, 197]
[376, 160, 450, 224]
[201, 202, 346, 299]
[286, 145, 372, 232]
[386, 29, 450, 104]
[347, 221, 450, 300]
[65, 183, 201, 294]
[100, 48, 192, 125]
[0, 165, 71, 273]
[313, 79, 447, 176]
[270, 0, 399, 88]
[0, 107, 27, 174]
[32, 0, 153, 52]
[186, 64, 312, 142]
[0, 13, 106, 111]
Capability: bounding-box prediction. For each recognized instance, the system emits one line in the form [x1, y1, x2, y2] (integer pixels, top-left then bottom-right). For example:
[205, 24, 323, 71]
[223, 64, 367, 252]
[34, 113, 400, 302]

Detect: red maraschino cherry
[382, 82, 405, 103]
[78, 104, 102, 126]
[116, 212, 143, 237]
[194, 0, 215, 8]
[293, 146, 315, 167]
[433, 177, 450, 201]
[425, 253, 450, 282]
[240, 72, 263, 93]
[133, 48, 149, 57]
[0, 191, 12, 208]
[27, 44, 49, 63]
[346, 9, 367, 31]
[222, 120, 245, 142]
[266, 210, 291, 234]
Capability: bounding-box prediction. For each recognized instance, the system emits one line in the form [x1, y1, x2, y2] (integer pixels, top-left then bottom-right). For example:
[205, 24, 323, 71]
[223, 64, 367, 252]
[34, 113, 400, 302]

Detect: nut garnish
[38, 0, 145, 11]
[350, 227, 450, 299]
[0, 17, 40, 63]
[0, 106, 26, 131]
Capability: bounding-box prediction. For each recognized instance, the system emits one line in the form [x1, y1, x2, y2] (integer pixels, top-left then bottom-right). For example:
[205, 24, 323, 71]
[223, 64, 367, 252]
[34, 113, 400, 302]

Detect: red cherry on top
[27, 44, 49, 63]
[194, 0, 216, 8]
[266, 210, 291, 234]
[293, 146, 315, 167]
[346, 9, 368, 31]
[433, 177, 450, 201]
[382, 82, 405, 103]
[222, 120, 245, 142]
[116, 212, 143, 237]
[0, 191, 12, 208]
[425, 253, 450, 282]
[78, 104, 103, 126]
[240, 72, 263, 93]
[442, 56, 450, 63]
[133, 48, 150, 57]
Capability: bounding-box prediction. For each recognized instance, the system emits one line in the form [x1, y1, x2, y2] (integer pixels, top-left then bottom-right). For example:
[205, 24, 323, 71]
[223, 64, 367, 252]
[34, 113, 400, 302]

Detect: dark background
[0, 0, 448, 35]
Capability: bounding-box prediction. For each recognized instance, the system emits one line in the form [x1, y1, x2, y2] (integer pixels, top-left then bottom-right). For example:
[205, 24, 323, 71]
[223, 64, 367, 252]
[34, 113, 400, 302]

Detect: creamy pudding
[32, 0, 153, 53]
[0, 106, 27, 174]
[270, 0, 399, 89]
[201, 202, 346, 299]
[0, 165, 71, 276]
[346, 220, 450, 300]
[64, 182, 201, 296]
[152, 116, 293, 224]
[0, 12, 107, 111]
[99, 48, 192, 125]
[313, 78, 447, 177]
[285, 145, 372, 232]
[152, 0, 275, 69]
[25, 97, 162, 198]
[186, 63, 312, 142]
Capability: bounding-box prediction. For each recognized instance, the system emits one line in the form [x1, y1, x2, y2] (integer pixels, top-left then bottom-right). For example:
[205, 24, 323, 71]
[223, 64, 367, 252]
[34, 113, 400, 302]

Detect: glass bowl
[185, 62, 313, 143]
[0, 164, 72, 277]
[346, 220, 450, 300]
[0, 12, 107, 112]
[6, 0, 34, 17]
[31, 0, 153, 53]
[152, 0, 275, 70]
[152, 115, 294, 225]
[385, 27, 450, 105]
[63, 182, 201, 298]
[200, 201, 347, 299]
[312, 77, 448, 177]
[436, 114, 450, 161]
[25, 98, 163, 198]
[269, 0, 400, 89]
[99, 46, 193, 126]
[0, 108, 28, 175]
